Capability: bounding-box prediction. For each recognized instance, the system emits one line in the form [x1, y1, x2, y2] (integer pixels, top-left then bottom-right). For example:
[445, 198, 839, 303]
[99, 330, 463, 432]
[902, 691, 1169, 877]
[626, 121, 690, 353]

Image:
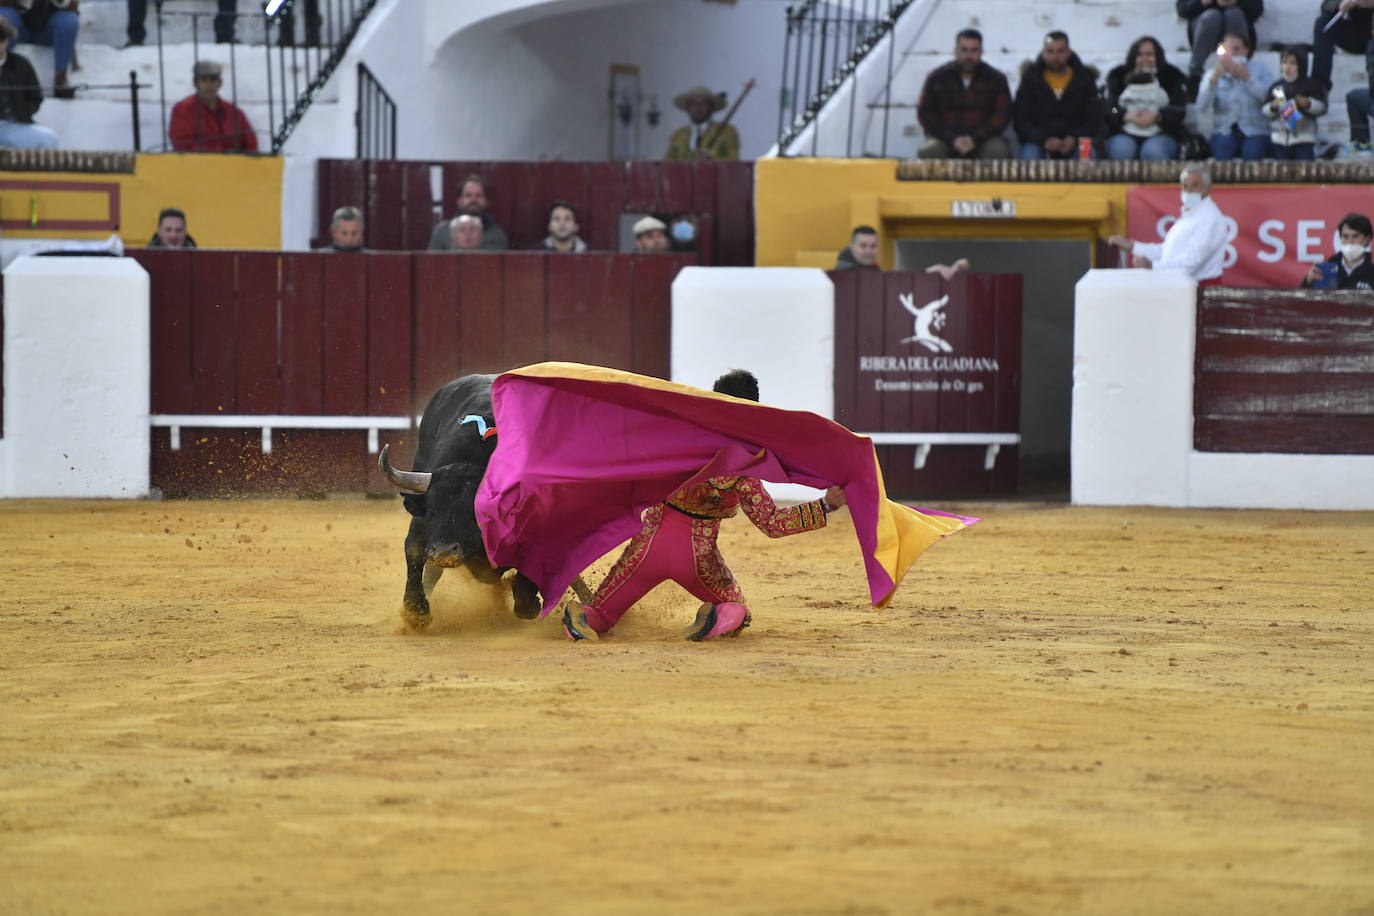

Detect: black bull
[378, 374, 590, 630]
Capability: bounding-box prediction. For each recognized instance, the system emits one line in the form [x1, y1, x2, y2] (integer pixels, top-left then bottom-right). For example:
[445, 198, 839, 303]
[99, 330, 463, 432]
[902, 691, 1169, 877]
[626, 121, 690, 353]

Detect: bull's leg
[422, 563, 444, 596]
[401, 516, 432, 630]
[510, 572, 543, 620]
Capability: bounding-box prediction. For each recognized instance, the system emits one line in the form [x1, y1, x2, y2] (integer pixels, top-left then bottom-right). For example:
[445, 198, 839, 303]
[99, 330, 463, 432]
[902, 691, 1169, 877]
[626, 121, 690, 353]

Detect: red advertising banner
[1126, 185, 1374, 289]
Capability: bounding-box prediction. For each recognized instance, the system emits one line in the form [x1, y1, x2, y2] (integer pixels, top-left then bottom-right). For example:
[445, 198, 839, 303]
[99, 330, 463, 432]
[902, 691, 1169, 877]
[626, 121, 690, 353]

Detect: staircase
[17, 0, 377, 154]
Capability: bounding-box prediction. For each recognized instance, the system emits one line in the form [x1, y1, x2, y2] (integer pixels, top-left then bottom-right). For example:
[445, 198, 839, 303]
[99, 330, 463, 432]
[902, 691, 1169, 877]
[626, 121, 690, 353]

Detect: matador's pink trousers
[579, 504, 743, 633]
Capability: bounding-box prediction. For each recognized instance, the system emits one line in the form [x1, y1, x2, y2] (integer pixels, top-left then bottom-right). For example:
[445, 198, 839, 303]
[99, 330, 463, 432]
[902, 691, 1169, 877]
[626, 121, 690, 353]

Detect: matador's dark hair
[712, 369, 759, 402]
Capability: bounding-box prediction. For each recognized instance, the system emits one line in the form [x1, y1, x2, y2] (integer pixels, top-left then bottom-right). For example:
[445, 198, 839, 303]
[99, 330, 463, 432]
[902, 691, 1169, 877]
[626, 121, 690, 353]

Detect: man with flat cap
[168, 60, 258, 152]
[665, 85, 739, 161]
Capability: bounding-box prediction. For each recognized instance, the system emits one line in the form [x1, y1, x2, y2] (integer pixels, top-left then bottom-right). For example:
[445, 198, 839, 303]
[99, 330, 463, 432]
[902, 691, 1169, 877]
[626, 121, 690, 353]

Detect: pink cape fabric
[475, 364, 977, 617]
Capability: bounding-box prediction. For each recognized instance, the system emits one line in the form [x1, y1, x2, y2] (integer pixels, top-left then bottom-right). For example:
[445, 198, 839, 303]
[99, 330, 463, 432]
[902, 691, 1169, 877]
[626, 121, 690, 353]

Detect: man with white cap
[632, 216, 670, 252]
[664, 85, 739, 161]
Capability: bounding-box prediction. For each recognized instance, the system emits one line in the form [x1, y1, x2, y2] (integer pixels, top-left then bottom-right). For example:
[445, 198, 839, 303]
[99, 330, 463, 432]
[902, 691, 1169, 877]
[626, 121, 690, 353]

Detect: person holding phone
[1177, 0, 1264, 100]
[1196, 30, 1275, 160]
[1301, 213, 1373, 290]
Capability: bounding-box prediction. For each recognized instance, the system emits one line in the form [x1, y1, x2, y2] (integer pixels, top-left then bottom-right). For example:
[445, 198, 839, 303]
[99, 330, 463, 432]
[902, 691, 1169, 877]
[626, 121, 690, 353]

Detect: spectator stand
[314, 158, 755, 265]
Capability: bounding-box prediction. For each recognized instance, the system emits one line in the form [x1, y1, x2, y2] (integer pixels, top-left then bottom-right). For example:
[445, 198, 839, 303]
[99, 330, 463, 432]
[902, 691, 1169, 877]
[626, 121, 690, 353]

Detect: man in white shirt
[1108, 164, 1231, 284]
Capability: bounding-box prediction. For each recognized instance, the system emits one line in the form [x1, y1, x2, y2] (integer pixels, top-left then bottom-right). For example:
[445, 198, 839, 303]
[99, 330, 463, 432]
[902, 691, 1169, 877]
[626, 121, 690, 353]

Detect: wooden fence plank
[658, 161, 693, 213]
[412, 254, 461, 402]
[138, 250, 194, 414]
[280, 252, 324, 414]
[545, 255, 591, 363]
[402, 161, 435, 251]
[586, 162, 627, 253]
[583, 254, 634, 370]
[189, 251, 239, 414]
[714, 162, 754, 267]
[367, 161, 408, 251]
[626, 162, 659, 213]
[628, 254, 677, 379]
[1195, 416, 1374, 454]
[456, 254, 506, 378]
[367, 253, 413, 416]
[830, 270, 859, 430]
[234, 252, 281, 414]
[502, 253, 548, 368]
[321, 253, 369, 414]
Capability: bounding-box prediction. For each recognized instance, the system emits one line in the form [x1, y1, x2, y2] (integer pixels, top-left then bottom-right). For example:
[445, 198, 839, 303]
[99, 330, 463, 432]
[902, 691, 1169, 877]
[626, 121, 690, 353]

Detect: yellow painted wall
[755, 158, 1133, 268]
[0, 153, 283, 250]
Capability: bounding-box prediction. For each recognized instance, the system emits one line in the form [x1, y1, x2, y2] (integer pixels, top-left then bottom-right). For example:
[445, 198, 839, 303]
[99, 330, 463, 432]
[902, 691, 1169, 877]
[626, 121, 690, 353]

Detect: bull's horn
[378, 444, 431, 493]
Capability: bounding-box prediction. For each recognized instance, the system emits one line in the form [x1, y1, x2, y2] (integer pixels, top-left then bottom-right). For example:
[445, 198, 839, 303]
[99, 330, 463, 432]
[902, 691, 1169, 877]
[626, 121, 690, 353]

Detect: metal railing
[264, 0, 379, 153]
[147, 0, 379, 154]
[776, 0, 913, 156]
[355, 62, 396, 159]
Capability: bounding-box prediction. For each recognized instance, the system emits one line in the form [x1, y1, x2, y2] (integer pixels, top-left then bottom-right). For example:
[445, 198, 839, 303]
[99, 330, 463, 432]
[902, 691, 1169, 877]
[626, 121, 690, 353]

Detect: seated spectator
[1107, 164, 1229, 285]
[664, 85, 739, 161]
[0, 18, 56, 148]
[1104, 37, 1189, 161]
[1311, 0, 1373, 94]
[168, 61, 258, 153]
[530, 201, 588, 252]
[449, 214, 483, 251]
[1262, 48, 1326, 161]
[1347, 76, 1374, 158]
[632, 216, 670, 252]
[327, 205, 363, 251]
[834, 226, 879, 271]
[427, 174, 508, 251]
[668, 214, 699, 252]
[1177, 0, 1263, 101]
[1013, 31, 1102, 160]
[1301, 212, 1372, 289]
[1196, 31, 1274, 161]
[0, 0, 78, 99]
[147, 208, 197, 248]
[916, 28, 1012, 160]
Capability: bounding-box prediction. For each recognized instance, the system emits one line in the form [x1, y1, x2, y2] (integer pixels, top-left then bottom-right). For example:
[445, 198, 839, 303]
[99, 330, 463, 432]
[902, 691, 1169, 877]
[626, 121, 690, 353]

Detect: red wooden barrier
[832, 270, 1023, 498]
[317, 159, 755, 267]
[1195, 289, 1374, 454]
[137, 250, 693, 496]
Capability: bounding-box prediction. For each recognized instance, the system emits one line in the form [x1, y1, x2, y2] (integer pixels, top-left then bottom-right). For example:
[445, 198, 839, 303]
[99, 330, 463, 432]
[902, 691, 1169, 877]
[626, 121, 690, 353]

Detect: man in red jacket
[168, 60, 258, 153]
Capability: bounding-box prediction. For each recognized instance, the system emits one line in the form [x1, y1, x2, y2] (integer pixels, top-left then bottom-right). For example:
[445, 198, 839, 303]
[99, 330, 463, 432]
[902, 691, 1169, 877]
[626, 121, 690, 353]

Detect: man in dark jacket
[834, 226, 880, 271]
[917, 28, 1012, 159]
[1014, 31, 1102, 159]
[1301, 212, 1373, 290]
[0, 18, 57, 149]
[427, 173, 510, 251]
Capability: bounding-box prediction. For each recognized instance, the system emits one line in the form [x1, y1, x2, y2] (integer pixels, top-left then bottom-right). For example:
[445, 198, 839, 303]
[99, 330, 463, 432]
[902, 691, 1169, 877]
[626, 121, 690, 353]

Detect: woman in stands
[1103, 36, 1190, 161]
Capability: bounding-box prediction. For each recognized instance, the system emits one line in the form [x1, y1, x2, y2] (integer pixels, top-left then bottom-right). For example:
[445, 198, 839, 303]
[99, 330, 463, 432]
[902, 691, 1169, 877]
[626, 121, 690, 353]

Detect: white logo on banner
[898, 293, 953, 353]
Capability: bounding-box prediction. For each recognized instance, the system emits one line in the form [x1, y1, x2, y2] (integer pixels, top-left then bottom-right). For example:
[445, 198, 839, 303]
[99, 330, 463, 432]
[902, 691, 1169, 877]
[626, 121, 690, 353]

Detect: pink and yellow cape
[475, 363, 977, 616]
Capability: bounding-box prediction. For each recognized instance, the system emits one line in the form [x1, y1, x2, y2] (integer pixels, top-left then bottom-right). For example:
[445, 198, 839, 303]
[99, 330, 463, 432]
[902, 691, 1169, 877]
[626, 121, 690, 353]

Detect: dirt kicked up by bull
[377, 374, 588, 631]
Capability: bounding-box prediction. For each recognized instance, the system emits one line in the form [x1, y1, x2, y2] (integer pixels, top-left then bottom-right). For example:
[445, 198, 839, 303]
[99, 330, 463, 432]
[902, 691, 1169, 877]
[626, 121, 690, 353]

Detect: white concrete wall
[1, 256, 150, 499]
[1072, 269, 1374, 511]
[672, 266, 834, 504]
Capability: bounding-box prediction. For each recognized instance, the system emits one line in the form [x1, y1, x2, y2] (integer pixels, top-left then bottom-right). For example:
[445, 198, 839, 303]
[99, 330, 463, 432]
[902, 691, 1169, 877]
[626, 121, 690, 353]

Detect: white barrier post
[1071, 269, 1197, 507]
[672, 267, 835, 502]
[1, 256, 151, 498]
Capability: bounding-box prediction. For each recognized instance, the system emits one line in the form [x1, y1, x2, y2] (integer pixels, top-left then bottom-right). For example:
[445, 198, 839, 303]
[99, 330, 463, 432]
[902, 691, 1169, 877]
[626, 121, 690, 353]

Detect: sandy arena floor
[1, 496, 1371, 915]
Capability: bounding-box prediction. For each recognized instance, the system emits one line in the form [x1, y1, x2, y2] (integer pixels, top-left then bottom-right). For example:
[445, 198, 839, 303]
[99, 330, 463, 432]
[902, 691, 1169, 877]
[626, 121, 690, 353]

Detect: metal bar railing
[776, 0, 914, 156]
[143, 0, 378, 154]
[356, 62, 397, 160]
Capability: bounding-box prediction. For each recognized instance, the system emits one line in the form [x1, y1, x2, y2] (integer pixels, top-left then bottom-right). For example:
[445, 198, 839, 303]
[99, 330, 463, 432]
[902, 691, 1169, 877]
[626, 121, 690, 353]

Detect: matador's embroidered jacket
[665, 476, 828, 535]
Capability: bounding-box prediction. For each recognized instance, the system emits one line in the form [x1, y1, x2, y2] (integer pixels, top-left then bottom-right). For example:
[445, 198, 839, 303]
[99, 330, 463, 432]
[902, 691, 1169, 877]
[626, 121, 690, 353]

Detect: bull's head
[379, 445, 497, 581]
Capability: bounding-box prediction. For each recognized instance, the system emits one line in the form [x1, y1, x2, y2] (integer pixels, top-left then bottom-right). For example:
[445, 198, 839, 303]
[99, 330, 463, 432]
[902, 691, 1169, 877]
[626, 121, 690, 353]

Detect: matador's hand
[823, 486, 846, 512]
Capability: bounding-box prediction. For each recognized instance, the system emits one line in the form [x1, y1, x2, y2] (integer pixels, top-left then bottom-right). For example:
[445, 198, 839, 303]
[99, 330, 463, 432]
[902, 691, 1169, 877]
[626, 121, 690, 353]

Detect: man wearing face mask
[1301, 213, 1373, 290]
[1107, 163, 1230, 285]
